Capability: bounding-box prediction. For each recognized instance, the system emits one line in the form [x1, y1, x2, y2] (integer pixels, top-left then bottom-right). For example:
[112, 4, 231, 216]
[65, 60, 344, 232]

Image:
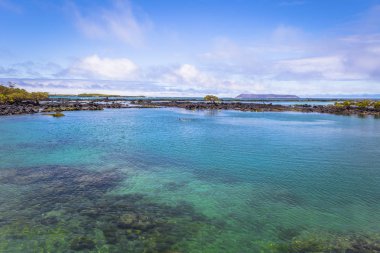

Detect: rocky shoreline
[1, 100, 380, 116]
[152, 101, 380, 116]
[0, 101, 127, 116]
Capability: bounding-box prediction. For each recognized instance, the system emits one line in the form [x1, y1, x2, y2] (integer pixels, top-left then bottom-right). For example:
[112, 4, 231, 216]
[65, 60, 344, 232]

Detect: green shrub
[374, 101, 380, 110]
[356, 100, 371, 108]
[0, 85, 48, 104]
[204, 95, 220, 103]
[342, 100, 353, 107]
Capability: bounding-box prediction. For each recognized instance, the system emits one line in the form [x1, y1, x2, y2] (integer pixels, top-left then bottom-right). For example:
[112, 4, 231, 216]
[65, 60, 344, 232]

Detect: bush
[204, 95, 220, 103]
[374, 101, 380, 110]
[0, 85, 48, 104]
[0, 94, 6, 104]
[356, 100, 371, 108]
[342, 100, 353, 107]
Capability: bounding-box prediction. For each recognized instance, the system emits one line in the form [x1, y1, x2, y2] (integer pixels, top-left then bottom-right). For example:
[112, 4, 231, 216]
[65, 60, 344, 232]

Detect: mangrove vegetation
[0, 85, 48, 104]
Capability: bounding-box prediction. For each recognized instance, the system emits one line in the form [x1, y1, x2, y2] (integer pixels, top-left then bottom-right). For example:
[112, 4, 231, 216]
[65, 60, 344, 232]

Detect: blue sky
[1, 0, 380, 96]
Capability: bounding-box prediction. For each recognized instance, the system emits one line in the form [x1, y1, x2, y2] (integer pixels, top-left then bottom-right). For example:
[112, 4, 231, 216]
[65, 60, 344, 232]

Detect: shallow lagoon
[0, 108, 379, 252]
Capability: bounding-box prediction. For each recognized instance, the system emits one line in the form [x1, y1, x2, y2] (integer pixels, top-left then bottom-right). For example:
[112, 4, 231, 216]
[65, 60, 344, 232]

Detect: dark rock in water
[2, 98, 379, 117]
[0, 166, 123, 195]
[102, 226, 120, 244]
[0, 165, 216, 252]
[118, 213, 155, 231]
[0, 104, 40, 116]
[43, 112, 65, 117]
[276, 226, 301, 241]
[70, 236, 95, 251]
[2, 165, 379, 252]
[41, 101, 104, 112]
[350, 236, 380, 252]
[163, 181, 186, 191]
[273, 233, 380, 253]
[152, 101, 380, 116]
[40, 216, 59, 225]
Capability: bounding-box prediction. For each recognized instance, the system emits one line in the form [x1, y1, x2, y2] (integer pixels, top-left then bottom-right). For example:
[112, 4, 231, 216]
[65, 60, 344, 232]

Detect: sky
[1, 0, 380, 97]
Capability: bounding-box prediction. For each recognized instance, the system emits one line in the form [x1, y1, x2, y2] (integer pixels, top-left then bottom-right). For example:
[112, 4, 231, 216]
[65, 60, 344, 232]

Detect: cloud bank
[64, 55, 138, 80]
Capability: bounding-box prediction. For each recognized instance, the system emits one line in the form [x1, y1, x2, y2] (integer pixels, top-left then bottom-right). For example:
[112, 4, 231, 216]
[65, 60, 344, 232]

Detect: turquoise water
[0, 108, 379, 252]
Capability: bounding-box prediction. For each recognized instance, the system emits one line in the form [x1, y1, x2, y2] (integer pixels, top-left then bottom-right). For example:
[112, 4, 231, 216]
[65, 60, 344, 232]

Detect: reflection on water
[0, 108, 379, 252]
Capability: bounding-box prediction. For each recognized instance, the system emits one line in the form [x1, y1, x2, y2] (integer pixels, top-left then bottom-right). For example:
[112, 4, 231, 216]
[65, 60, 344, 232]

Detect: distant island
[236, 94, 300, 99]
[77, 93, 122, 97]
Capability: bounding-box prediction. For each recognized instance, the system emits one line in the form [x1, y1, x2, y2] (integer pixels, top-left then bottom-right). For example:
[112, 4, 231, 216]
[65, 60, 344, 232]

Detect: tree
[204, 95, 220, 103]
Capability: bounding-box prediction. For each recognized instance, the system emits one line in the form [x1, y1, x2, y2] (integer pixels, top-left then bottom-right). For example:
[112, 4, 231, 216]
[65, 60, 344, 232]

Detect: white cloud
[162, 64, 216, 87]
[339, 34, 380, 78]
[174, 64, 213, 84]
[66, 55, 138, 80]
[72, 0, 150, 47]
[198, 15, 380, 87]
[275, 56, 365, 80]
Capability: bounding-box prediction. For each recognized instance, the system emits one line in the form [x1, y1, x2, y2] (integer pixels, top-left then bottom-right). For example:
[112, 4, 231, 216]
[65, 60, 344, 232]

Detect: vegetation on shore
[334, 100, 380, 109]
[204, 95, 220, 103]
[0, 85, 48, 104]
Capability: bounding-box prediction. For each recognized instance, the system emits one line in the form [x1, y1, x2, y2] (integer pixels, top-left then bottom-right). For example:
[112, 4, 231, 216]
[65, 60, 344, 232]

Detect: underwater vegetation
[0, 166, 379, 252]
[0, 166, 216, 252]
[270, 231, 380, 253]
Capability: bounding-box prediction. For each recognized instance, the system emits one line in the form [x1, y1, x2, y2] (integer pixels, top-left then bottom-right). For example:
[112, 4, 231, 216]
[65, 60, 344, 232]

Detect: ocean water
[0, 108, 379, 252]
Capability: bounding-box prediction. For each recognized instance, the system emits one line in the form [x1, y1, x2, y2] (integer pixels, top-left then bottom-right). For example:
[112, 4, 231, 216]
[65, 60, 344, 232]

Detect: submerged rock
[70, 236, 95, 251]
[40, 216, 59, 225]
[0, 165, 213, 252]
[272, 232, 380, 253]
[43, 112, 65, 117]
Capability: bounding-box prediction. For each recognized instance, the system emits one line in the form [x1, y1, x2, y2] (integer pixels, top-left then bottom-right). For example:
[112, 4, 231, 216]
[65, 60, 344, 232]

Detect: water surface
[0, 108, 379, 252]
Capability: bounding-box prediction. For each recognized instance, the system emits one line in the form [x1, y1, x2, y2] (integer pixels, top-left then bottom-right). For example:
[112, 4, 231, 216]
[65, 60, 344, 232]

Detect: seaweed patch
[0, 166, 215, 252]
